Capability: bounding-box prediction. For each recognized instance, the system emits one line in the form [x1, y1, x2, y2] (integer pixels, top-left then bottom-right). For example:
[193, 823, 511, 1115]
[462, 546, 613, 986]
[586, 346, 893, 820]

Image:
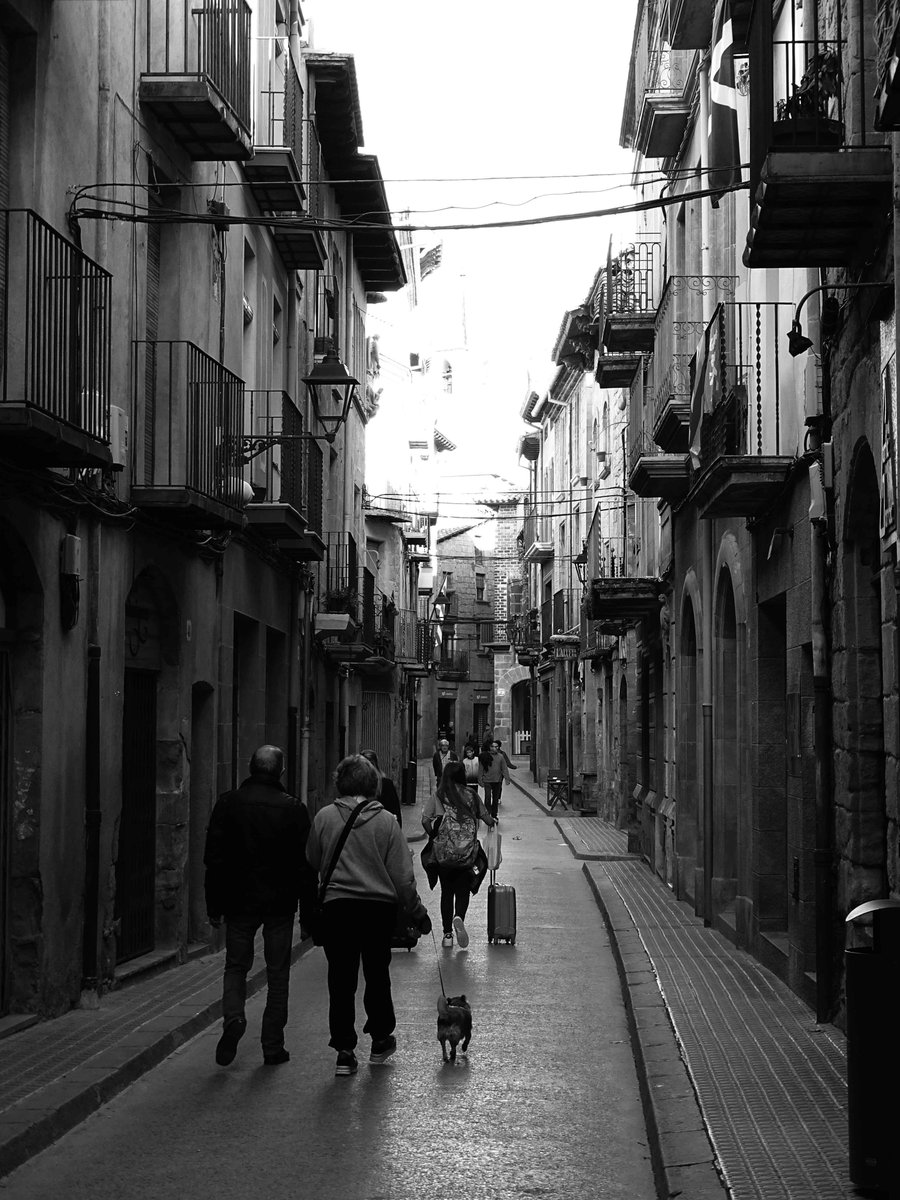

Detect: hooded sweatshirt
[306, 795, 425, 916]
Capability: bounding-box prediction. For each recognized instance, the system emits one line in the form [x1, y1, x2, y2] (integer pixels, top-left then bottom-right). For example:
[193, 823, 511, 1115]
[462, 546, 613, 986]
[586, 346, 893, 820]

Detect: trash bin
[845, 898, 900, 1193]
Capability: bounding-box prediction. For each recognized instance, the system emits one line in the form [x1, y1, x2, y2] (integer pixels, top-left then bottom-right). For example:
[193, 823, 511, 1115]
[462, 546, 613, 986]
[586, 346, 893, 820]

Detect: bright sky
[308, 0, 639, 491]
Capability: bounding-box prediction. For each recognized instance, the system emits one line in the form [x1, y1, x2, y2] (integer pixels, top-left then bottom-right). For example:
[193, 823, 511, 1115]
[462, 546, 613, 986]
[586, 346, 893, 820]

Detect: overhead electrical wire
[70, 178, 749, 236]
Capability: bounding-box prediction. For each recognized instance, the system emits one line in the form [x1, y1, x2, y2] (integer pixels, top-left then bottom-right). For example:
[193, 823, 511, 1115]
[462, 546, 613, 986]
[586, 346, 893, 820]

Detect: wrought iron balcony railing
[145, 0, 251, 130]
[245, 389, 305, 510]
[325, 532, 359, 613]
[436, 651, 468, 678]
[0, 209, 111, 452]
[132, 340, 245, 515]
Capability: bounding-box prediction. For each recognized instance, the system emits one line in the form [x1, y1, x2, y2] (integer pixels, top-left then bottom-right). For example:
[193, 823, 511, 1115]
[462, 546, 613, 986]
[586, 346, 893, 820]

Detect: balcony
[244, 64, 326, 271]
[628, 431, 691, 501]
[140, 0, 252, 162]
[743, 19, 891, 267]
[0, 210, 112, 469]
[131, 341, 246, 528]
[522, 506, 553, 563]
[435, 651, 468, 681]
[243, 390, 325, 561]
[635, 47, 695, 159]
[583, 515, 662, 633]
[324, 532, 359, 620]
[685, 303, 795, 518]
[595, 351, 642, 389]
[394, 609, 424, 667]
[600, 242, 661, 354]
[476, 621, 511, 652]
[667, 0, 715, 49]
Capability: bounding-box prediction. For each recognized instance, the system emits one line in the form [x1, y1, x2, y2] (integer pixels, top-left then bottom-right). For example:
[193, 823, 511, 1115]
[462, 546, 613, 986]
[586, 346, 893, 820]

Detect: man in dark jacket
[431, 738, 458, 782]
[204, 745, 317, 1068]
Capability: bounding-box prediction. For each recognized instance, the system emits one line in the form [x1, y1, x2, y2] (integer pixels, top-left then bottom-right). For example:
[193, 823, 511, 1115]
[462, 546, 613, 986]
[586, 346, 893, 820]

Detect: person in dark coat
[204, 744, 318, 1068]
[431, 738, 458, 781]
[359, 749, 402, 827]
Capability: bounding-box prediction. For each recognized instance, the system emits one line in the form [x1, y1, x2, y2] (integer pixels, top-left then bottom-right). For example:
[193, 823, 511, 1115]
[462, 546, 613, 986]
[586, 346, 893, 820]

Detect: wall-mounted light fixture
[574, 544, 589, 585]
[236, 352, 359, 463]
[787, 283, 891, 357]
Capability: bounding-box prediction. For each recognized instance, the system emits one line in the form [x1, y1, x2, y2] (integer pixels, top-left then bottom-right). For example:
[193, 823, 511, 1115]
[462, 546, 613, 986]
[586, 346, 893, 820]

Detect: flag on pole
[708, 0, 740, 207]
[688, 325, 711, 469]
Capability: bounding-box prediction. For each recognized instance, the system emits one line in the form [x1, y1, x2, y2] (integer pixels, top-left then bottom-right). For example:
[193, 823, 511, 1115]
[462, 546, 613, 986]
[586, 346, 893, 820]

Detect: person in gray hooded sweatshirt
[306, 754, 432, 1076]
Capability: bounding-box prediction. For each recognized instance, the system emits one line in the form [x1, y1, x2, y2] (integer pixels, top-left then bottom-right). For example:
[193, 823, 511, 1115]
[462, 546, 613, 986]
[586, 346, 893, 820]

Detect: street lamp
[302, 351, 360, 439]
[787, 283, 890, 357]
[235, 352, 359, 464]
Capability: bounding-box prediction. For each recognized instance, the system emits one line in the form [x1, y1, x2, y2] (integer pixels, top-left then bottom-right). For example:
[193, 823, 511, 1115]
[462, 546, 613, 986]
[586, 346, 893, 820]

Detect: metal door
[115, 669, 157, 962]
[361, 691, 391, 774]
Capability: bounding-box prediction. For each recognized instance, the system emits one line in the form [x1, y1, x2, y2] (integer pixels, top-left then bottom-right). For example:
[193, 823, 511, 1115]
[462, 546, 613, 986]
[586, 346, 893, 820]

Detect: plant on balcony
[773, 50, 843, 147]
[325, 585, 358, 616]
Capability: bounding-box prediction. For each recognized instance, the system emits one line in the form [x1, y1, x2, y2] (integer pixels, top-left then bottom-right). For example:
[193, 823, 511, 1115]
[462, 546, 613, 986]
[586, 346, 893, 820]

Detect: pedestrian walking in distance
[479, 740, 509, 820]
[204, 744, 317, 1068]
[359, 748, 402, 826]
[423, 760, 496, 948]
[432, 737, 458, 782]
[306, 754, 432, 1076]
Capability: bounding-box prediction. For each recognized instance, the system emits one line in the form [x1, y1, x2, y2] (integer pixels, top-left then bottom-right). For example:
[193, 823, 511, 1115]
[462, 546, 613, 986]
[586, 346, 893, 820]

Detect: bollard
[845, 898, 900, 1195]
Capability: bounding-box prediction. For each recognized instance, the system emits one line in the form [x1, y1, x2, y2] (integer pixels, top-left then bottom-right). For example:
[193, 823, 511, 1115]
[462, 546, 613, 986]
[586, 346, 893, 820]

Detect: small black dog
[437, 994, 472, 1063]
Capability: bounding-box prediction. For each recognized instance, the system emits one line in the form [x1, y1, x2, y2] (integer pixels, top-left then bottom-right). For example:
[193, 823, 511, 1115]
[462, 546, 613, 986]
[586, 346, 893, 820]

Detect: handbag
[310, 798, 369, 942]
[469, 841, 489, 895]
[420, 838, 440, 890]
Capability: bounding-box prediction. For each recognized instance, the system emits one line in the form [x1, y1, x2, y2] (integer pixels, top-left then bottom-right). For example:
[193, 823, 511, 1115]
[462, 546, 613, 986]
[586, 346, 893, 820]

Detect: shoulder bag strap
[318, 799, 370, 902]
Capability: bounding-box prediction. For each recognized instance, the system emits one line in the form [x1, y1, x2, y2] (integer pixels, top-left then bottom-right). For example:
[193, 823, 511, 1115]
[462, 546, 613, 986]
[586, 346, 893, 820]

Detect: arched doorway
[713, 570, 739, 909]
[840, 442, 887, 900]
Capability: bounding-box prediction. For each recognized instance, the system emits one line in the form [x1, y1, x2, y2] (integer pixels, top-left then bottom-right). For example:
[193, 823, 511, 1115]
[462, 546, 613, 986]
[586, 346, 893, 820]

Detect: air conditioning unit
[109, 405, 128, 470]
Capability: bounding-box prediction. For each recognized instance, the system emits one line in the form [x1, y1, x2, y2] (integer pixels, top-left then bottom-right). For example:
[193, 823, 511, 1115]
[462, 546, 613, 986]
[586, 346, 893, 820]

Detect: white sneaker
[441, 933, 453, 948]
[452, 916, 469, 949]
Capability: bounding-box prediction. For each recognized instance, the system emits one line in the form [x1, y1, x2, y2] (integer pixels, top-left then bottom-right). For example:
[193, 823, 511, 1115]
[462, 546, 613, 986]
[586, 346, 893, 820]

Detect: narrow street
[0, 782, 656, 1200]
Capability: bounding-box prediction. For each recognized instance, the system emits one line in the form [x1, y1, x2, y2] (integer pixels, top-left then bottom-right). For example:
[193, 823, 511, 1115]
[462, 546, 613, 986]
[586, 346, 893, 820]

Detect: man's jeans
[322, 899, 397, 1051]
[223, 913, 294, 1055]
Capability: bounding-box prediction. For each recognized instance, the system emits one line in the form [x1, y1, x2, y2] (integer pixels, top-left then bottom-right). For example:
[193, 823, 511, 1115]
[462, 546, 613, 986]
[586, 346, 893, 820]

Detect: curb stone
[581, 863, 729, 1200]
[0, 936, 315, 1181]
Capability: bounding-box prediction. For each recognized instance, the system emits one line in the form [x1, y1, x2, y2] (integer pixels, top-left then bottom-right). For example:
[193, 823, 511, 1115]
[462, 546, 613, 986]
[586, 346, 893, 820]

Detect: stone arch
[712, 554, 742, 912]
[493, 662, 531, 748]
[0, 519, 44, 1014]
[838, 438, 887, 905]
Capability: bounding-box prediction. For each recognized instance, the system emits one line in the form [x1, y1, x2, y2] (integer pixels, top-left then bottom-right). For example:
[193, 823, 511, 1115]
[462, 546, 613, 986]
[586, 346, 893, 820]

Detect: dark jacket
[379, 777, 402, 826]
[204, 775, 318, 922]
[432, 749, 458, 780]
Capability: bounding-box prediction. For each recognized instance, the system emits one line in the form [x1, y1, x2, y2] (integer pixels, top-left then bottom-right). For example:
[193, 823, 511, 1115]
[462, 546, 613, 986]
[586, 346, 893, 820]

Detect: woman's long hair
[437, 761, 474, 814]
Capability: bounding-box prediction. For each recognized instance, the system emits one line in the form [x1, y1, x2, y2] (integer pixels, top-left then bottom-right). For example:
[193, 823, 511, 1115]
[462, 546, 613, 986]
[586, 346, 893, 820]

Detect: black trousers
[322, 899, 397, 1051]
[437, 865, 471, 933]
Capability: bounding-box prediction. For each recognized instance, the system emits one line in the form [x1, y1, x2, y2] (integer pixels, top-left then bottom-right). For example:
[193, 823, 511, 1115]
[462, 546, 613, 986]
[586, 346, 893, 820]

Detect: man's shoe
[453, 916, 470, 949]
[441, 932, 453, 948]
[263, 1049, 290, 1066]
[335, 1050, 358, 1076]
[215, 1016, 247, 1066]
[369, 1035, 397, 1064]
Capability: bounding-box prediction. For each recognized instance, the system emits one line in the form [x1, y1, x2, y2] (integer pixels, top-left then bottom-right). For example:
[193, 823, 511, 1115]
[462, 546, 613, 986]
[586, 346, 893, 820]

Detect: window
[475, 572, 485, 602]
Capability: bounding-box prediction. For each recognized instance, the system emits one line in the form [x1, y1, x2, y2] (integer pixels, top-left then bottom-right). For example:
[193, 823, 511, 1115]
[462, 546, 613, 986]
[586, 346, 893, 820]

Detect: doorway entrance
[116, 669, 158, 962]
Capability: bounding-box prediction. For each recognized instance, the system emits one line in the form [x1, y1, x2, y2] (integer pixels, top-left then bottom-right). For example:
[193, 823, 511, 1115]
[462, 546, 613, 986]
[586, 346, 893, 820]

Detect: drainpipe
[810, 451, 833, 1022]
[81, 642, 102, 994]
[699, 52, 715, 925]
[298, 573, 314, 805]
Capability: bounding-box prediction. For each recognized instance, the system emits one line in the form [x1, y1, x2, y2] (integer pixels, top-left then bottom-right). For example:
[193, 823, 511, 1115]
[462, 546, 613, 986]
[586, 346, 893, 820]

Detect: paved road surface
[0, 786, 656, 1200]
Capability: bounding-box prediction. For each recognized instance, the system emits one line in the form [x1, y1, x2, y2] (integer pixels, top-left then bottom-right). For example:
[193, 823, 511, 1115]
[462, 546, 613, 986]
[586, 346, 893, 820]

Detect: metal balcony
[140, 0, 252, 161]
[628, 430, 691, 501]
[582, 519, 662, 633]
[634, 47, 695, 159]
[743, 14, 891, 267]
[600, 242, 661, 354]
[0, 210, 112, 468]
[522, 506, 553, 563]
[131, 341, 246, 528]
[685, 303, 795, 518]
[243, 390, 325, 561]
[435, 651, 468, 681]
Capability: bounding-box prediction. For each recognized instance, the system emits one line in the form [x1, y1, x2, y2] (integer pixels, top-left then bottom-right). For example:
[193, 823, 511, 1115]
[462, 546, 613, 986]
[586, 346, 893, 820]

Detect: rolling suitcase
[487, 869, 516, 945]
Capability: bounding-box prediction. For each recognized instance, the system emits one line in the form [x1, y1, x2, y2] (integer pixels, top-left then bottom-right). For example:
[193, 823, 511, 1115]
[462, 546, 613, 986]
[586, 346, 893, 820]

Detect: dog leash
[429, 928, 448, 999]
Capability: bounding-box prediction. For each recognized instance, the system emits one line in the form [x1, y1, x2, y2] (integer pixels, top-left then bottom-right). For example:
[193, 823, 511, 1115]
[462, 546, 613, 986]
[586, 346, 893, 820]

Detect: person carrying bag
[422, 761, 495, 950]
